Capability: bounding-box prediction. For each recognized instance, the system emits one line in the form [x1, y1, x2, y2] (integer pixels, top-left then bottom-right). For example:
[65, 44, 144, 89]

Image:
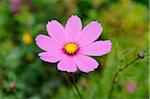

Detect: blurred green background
[0, 0, 149, 99]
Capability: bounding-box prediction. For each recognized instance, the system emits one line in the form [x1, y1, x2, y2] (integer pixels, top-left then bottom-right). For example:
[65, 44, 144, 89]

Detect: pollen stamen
[64, 43, 78, 55]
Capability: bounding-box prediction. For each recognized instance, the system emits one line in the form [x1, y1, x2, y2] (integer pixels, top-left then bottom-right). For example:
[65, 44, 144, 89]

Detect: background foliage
[0, 0, 149, 99]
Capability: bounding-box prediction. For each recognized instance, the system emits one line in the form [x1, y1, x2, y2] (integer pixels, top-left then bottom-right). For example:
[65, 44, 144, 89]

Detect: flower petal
[74, 54, 99, 73]
[35, 34, 62, 51]
[80, 40, 112, 56]
[57, 56, 77, 73]
[78, 21, 103, 47]
[65, 15, 82, 41]
[39, 51, 63, 63]
[46, 20, 68, 44]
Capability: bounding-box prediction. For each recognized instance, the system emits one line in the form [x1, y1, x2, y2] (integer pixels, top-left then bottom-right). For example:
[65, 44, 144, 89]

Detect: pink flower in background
[10, 0, 21, 11]
[127, 83, 137, 93]
[35, 15, 112, 73]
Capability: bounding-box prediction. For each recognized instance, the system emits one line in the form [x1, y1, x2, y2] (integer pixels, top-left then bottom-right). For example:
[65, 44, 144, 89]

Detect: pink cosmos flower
[36, 15, 112, 73]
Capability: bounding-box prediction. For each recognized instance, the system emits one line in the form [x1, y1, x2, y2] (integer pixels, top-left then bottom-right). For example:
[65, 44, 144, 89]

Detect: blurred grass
[0, 0, 149, 99]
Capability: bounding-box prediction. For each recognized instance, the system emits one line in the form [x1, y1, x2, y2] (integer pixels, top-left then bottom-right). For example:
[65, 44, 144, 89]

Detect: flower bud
[138, 51, 144, 59]
[127, 83, 137, 93]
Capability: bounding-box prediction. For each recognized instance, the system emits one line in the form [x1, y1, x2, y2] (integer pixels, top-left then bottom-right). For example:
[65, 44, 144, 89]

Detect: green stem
[64, 73, 76, 94]
[64, 73, 82, 99]
[71, 74, 82, 99]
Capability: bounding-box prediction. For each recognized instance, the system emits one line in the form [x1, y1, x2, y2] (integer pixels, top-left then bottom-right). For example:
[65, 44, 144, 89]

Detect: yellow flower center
[64, 43, 78, 54]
